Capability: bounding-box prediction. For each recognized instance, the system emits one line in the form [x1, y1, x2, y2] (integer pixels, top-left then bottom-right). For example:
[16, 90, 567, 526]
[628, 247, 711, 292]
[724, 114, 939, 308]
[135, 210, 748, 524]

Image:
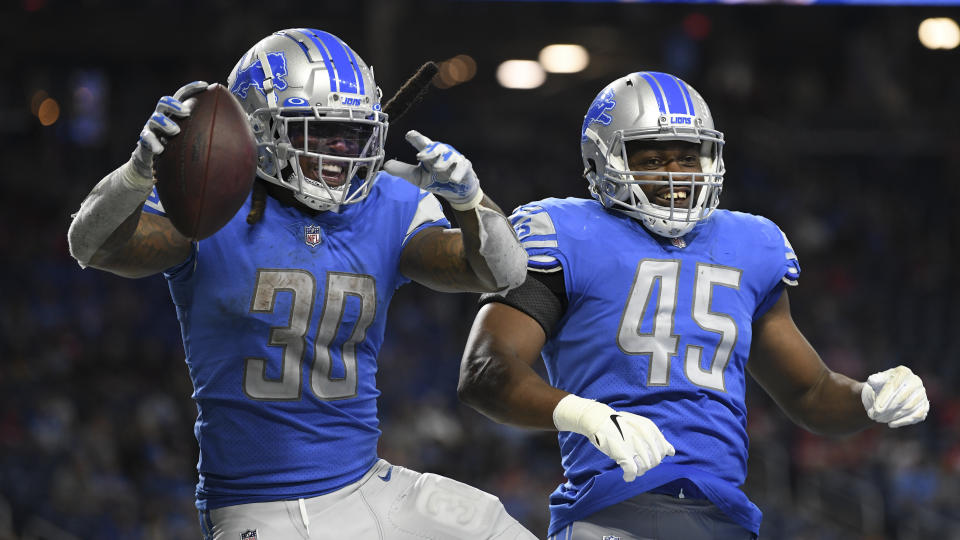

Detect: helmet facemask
[581, 72, 726, 238]
[596, 126, 724, 238]
[227, 28, 388, 213]
[252, 105, 387, 212]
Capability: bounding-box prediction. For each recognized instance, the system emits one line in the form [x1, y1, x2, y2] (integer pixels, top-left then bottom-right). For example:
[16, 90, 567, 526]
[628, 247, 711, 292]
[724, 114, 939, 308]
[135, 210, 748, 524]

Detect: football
[155, 83, 257, 240]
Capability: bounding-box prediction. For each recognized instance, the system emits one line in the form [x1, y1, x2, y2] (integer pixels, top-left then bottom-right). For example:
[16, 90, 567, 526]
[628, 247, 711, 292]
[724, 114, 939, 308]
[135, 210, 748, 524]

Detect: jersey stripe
[510, 204, 562, 272]
[402, 191, 446, 247]
[144, 186, 166, 215]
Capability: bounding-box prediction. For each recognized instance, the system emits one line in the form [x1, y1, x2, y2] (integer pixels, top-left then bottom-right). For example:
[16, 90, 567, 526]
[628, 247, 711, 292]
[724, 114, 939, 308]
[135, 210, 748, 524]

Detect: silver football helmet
[227, 28, 388, 211]
[581, 72, 725, 238]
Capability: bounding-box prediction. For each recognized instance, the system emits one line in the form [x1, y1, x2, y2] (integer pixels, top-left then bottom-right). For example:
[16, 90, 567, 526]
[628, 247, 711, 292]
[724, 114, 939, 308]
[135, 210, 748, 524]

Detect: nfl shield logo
[671, 236, 687, 249]
[240, 530, 258, 540]
[304, 225, 323, 247]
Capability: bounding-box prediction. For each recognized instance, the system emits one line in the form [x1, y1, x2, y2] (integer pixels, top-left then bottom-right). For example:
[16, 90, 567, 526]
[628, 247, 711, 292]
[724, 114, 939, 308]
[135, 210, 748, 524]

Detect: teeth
[663, 191, 688, 200]
[322, 164, 343, 174]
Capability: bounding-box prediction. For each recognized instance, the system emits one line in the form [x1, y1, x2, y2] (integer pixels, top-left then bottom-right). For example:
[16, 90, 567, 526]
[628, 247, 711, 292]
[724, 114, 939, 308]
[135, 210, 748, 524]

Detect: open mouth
[654, 188, 692, 208]
[320, 162, 347, 187]
[301, 159, 349, 188]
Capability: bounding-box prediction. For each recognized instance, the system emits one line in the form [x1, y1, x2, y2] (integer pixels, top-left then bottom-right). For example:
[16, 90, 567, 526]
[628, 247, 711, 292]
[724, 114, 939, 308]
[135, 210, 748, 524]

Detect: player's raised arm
[67, 82, 210, 278]
[748, 289, 929, 435]
[385, 130, 527, 293]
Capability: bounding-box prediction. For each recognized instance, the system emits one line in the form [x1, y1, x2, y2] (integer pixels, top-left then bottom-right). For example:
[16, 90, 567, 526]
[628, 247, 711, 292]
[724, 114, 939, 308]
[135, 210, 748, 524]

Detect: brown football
[155, 83, 257, 240]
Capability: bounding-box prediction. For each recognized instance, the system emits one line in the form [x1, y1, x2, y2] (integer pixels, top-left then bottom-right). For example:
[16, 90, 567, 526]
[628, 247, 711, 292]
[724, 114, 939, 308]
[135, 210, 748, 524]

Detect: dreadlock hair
[246, 179, 268, 225]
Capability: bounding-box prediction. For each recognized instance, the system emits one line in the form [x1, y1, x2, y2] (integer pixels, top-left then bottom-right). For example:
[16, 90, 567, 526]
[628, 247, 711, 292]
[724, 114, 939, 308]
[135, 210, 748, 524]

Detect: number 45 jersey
[143, 174, 449, 511]
[511, 197, 800, 537]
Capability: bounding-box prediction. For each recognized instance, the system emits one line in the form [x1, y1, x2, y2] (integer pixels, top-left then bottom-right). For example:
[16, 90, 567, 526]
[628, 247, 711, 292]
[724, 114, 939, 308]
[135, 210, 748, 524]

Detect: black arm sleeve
[478, 270, 567, 336]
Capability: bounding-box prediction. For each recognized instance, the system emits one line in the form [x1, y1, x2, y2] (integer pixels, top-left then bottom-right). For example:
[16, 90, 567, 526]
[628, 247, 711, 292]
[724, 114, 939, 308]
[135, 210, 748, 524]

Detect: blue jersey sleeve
[779, 227, 801, 286]
[400, 191, 449, 249]
[753, 219, 801, 319]
[509, 203, 564, 273]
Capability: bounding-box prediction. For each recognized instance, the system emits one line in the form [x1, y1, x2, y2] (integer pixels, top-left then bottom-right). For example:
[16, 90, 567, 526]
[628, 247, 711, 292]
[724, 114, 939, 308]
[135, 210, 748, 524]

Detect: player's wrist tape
[123, 156, 158, 190]
[553, 394, 609, 434]
[449, 187, 484, 211]
[67, 160, 155, 268]
[476, 204, 528, 291]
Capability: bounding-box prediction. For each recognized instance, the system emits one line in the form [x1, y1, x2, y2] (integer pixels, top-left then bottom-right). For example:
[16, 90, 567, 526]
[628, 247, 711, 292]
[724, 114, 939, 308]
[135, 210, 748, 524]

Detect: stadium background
[2, 0, 959, 538]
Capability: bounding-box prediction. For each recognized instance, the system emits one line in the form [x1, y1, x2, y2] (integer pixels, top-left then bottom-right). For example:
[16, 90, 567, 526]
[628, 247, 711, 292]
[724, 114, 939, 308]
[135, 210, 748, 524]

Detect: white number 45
[617, 259, 741, 391]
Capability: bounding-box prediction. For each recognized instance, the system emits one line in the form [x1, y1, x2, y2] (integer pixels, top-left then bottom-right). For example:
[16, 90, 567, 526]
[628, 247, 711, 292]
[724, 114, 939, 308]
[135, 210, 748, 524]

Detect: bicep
[747, 289, 829, 407]
[460, 301, 564, 429]
[465, 301, 547, 368]
[461, 271, 563, 392]
[89, 211, 192, 278]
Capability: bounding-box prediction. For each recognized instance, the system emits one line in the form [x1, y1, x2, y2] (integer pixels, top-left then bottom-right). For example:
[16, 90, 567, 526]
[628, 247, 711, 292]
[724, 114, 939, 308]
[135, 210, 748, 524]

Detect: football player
[67, 28, 534, 540]
[457, 71, 930, 540]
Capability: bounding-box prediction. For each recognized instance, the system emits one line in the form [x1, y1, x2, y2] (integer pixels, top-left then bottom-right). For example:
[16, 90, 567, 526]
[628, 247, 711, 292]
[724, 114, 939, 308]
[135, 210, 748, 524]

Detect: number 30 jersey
[510, 197, 799, 537]
[144, 174, 448, 510]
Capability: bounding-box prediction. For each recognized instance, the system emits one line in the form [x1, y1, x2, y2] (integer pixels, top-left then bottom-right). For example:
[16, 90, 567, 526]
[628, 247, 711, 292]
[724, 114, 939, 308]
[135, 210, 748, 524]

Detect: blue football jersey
[510, 198, 799, 537]
[145, 174, 449, 510]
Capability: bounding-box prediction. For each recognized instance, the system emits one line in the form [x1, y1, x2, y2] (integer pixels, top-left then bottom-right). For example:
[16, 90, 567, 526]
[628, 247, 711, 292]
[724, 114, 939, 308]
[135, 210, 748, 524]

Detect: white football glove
[860, 365, 929, 428]
[553, 394, 675, 482]
[383, 130, 483, 211]
[128, 81, 210, 185]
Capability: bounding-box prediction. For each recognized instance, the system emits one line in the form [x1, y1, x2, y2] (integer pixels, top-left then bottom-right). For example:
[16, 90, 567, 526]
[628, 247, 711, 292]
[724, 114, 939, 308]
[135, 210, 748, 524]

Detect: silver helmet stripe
[293, 28, 363, 95]
[277, 29, 335, 94]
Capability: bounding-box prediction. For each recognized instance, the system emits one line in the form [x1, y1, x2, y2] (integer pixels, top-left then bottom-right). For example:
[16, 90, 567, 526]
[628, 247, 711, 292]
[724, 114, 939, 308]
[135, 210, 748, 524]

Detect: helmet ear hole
[583, 158, 598, 181]
[258, 147, 277, 176]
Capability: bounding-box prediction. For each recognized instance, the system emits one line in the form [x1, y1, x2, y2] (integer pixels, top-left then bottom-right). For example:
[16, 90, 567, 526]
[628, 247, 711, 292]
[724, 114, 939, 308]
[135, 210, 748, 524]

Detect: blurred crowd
[2, 2, 959, 539]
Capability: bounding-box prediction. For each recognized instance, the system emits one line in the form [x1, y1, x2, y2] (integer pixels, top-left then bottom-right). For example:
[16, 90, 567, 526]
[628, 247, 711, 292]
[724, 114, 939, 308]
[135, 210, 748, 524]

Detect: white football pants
[198, 459, 539, 540]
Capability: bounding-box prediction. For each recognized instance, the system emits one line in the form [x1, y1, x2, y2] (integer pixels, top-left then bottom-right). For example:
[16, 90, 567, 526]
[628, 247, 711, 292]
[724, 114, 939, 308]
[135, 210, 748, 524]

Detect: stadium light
[538, 44, 590, 73]
[38, 97, 59, 126]
[434, 54, 478, 89]
[496, 60, 546, 89]
[918, 17, 960, 50]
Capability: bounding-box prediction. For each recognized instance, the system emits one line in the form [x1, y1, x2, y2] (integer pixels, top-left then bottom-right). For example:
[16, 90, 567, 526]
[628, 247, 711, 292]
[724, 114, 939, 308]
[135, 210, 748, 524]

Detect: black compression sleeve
[478, 270, 567, 336]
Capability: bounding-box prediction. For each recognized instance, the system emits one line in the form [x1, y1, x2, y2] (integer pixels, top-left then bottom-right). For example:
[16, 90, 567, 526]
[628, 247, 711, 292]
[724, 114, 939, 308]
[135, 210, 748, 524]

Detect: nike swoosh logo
[378, 466, 393, 482]
[610, 415, 625, 439]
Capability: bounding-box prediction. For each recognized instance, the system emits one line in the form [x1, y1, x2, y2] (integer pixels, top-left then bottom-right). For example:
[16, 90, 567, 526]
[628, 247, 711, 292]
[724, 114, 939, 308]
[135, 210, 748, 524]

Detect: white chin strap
[256, 49, 280, 110]
[294, 192, 340, 212]
[641, 213, 696, 238]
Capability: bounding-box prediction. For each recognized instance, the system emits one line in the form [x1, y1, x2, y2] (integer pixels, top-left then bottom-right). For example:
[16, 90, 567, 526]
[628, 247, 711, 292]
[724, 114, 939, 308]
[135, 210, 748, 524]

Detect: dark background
[2, 0, 959, 538]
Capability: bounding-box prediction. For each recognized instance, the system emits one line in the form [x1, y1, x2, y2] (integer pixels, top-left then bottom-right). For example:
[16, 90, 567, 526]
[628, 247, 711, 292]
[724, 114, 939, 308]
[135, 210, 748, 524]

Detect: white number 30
[243, 269, 376, 401]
